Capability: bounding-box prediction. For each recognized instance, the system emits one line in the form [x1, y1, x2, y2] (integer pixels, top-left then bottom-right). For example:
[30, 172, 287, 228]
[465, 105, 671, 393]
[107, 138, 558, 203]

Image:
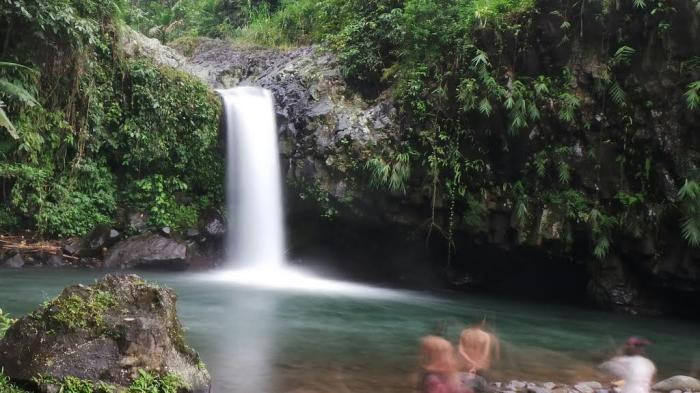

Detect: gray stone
[508, 381, 528, 390]
[653, 377, 700, 392]
[203, 216, 225, 237]
[109, 229, 121, 240]
[127, 211, 149, 233]
[185, 228, 200, 238]
[0, 274, 210, 392]
[46, 254, 66, 267]
[62, 237, 84, 255]
[104, 234, 189, 270]
[529, 387, 552, 393]
[575, 385, 595, 393]
[2, 253, 24, 268]
[160, 226, 172, 236]
[543, 383, 557, 390]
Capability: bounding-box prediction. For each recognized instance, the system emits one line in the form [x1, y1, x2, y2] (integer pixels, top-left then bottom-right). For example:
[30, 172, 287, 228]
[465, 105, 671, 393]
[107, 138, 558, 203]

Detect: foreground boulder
[653, 376, 700, 392]
[104, 234, 189, 270]
[0, 274, 210, 392]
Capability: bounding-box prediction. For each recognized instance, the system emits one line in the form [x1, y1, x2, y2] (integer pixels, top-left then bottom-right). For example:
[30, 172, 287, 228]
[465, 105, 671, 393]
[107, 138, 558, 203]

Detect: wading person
[599, 337, 656, 393]
[458, 323, 500, 393]
[419, 335, 464, 393]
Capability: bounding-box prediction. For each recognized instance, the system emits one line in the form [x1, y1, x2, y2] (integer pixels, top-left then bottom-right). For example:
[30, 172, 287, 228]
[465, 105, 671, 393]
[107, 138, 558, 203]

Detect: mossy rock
[0, 274, 210, 393]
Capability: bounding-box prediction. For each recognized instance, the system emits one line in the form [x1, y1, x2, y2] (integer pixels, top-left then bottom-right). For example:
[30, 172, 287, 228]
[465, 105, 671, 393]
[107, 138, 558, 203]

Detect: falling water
[219, 87, 285, 269]
[217, 86, 395, 293]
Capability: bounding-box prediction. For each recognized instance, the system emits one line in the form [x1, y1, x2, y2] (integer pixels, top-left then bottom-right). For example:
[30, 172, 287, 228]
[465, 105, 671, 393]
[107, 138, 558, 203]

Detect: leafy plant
[0, 308, 16, 338]
[686, 81, 700, 111]
[128, 370, 187, 393]
[0, 62, 41, 140]
[678, 179, 700, 247]
[366, 152, 411, 193]
[0, 369, 29, 393]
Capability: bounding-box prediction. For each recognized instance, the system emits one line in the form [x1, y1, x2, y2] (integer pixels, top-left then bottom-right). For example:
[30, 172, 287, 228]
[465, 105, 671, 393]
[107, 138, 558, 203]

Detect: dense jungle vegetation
[0, 0, 223, 237]
[2, 0, 700, 265]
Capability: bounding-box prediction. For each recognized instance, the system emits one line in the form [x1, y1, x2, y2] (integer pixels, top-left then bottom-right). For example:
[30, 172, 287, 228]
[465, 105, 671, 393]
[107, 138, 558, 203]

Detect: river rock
[1, 253, 25, 268]
[0, 274, 210, 392]
[46, 254, 66, 267]
[104, 234, 189, 270]
[653, 377, 700, 392]
[202, 215, 225, 238]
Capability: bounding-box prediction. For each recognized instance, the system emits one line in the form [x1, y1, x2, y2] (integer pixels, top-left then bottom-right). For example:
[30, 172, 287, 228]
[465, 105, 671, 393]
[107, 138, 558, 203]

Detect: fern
[633, 0, 647, 8]
[593, 236, 611, 259]
[478, 98, 493, 116]
[558, 161, 571, 184]
[609, 81, 627, 107]
[612, 46, 636, 66]
[471, 50, 490, 69]
[686, 81, 700, 111]
[534, 77, 550, 96]
[679, 179, 700, 246]
[558, 92, 580, 123]
[366, 153, 411, 194]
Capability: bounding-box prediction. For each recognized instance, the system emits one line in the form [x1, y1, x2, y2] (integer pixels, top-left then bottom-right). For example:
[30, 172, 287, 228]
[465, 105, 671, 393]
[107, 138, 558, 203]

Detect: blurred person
[457, 322, 500, 393]
[599, 337, 656, 393]
[419, 335, 465, 393]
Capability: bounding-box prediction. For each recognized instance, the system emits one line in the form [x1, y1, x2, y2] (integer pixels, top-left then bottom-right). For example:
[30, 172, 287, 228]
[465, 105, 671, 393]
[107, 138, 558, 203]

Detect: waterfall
[219, 87, 285, 269]
[214, 87, 390, 294]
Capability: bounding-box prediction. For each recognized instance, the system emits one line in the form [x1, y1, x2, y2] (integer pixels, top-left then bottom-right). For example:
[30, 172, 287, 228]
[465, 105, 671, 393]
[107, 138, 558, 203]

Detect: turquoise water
[0, 269, 699, 393]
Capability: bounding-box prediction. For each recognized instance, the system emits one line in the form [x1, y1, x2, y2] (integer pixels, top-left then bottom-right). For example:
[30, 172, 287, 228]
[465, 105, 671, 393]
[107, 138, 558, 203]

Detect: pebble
[543, 383, 557, 390]
[509, 381, 528, 390]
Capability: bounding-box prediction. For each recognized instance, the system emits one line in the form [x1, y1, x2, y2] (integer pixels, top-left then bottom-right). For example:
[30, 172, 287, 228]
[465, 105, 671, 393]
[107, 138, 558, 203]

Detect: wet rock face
[175, 38, 398, 205]
[0, 274, 210, 392]
[104, 234, 189, 270]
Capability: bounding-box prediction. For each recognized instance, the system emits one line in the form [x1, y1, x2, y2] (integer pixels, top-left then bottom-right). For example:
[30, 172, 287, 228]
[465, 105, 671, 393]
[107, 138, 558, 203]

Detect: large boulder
[0, 274, 210, 392]
[104, 233, 189, 270]
[652, 376, 700, 392]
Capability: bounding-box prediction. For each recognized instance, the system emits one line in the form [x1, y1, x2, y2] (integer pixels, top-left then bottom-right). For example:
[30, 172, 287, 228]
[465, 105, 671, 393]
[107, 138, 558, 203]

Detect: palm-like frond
[0, 78, 39, 107]
[0, 62, 39, 75]
[0, 105, 19, 139]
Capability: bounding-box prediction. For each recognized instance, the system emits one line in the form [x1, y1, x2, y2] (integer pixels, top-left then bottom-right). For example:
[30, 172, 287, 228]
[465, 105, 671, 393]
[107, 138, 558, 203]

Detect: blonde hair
[420, 335, 458, 374]
[458, 325, 499, 372]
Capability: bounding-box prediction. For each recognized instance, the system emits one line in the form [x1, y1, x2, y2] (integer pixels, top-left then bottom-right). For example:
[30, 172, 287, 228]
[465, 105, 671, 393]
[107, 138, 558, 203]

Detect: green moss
[40, 289, 117, 333]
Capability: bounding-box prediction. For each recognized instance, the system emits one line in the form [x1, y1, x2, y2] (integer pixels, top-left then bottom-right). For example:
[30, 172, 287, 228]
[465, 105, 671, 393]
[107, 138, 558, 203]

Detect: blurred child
[458, 323, 500, 393]
[420, 335, 465, 393]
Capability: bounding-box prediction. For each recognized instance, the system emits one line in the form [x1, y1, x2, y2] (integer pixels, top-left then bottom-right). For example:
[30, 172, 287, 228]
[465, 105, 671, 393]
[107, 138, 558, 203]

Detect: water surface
[1, 269, 699, 393]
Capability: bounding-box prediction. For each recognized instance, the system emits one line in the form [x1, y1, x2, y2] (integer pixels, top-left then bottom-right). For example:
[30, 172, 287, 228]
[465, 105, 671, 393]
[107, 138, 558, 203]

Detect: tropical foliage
[0, 0, 222, 236]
